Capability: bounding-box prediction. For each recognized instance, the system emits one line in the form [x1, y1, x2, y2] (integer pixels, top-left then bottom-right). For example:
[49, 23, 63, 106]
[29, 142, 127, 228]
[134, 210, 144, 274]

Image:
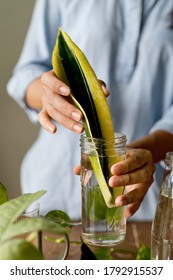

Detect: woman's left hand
[109, 148, 155, 218]
[74, 148, 155, 219]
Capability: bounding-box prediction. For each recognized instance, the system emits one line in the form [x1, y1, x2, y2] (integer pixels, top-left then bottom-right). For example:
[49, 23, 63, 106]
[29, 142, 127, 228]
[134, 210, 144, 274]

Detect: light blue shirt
[7, 0, 173, 220]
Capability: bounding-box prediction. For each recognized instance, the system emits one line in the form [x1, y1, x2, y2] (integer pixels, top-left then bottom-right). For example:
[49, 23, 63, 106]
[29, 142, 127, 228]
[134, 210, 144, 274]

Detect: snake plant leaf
[52, 28, 124, 207]
[0, 182, 8, 205]
[0, 191, 45, 238]
[0, 238, 43, 260]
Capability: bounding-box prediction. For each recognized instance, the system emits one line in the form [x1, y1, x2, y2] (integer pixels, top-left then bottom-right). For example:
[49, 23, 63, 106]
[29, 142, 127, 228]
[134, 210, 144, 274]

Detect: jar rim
[80, 132, 127, 151]
[80, 132, 126, 142]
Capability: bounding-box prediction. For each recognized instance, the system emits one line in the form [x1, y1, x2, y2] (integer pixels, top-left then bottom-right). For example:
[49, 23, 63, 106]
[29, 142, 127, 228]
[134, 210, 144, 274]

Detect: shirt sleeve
[149, 30, 173, 135]
[6, 0, 61, 123]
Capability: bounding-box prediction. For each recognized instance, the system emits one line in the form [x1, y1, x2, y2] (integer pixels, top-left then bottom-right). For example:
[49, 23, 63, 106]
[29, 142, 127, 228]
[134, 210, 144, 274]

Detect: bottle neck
[164, 152, 173, 170]
[161, 152, 173, 198]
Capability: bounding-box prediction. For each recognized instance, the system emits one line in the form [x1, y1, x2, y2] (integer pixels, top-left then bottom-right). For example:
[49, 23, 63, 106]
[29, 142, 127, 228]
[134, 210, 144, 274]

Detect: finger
[46, 104, 83, 133]
[98, 79, 110, 97]
[48, 92, 83, 122]
[109, 165, 154, 187]
[115, 182, 149, 206]
[73, 164, 81, 175]
[38, 109, 57, 133]
[125, 202, 141, 219]
[41, 70, 70, 96]
[111, 149, 153, 175]
[98, 79, 106, 88]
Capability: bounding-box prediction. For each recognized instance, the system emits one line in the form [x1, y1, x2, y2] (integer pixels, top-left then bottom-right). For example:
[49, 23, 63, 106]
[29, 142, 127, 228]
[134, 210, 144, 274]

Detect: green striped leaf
[52, 28, 124, 207]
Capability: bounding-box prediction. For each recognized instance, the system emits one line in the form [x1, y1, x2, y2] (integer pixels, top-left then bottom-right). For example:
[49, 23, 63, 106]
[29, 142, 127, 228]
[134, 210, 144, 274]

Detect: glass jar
[80, 132, 127, 246]
[151, 151, 173, 260]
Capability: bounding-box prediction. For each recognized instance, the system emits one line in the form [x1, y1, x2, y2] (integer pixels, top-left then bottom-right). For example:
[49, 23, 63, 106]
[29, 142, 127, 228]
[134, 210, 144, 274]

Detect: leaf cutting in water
[52, 28, 125, 208]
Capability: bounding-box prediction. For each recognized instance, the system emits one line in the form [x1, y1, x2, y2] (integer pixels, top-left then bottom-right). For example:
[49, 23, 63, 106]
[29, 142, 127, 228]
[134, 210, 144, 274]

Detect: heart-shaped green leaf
[0, 191, 45, 239]
[93, 247, 113, 260]
[136, 244, 151, 260]
[0, 238, 43, 260]
[46, 210, 72, 226]
[2, 217, 69, 242]
[0, 182, 8, 205]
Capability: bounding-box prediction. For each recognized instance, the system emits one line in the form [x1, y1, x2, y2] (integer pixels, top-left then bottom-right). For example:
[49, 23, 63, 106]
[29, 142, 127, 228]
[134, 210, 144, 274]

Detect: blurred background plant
[0, 182, 150, 260]
[0, 182, 70, 260]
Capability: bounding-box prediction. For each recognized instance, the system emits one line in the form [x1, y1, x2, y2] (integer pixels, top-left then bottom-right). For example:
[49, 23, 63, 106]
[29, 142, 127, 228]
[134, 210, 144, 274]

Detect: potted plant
[0, 182, 151, 260]
[0, 182, 71, 260]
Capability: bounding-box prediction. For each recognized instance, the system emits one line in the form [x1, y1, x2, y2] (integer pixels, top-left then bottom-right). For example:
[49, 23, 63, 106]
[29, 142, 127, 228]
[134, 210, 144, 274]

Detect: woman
[7, 0, 173, 220]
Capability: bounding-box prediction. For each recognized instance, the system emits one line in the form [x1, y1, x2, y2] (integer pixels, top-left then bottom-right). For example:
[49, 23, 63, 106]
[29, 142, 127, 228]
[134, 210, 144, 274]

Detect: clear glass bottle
[80, 132, 127, 246]
[151, 151, 173, 260]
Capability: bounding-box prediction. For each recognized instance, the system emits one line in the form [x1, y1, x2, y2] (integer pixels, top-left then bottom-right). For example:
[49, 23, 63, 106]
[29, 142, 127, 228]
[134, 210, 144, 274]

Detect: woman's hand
[74, 148, 155, 219]
[109, 148, 155, 218]
[38, 70, 109, 134]
[38, 70, 83, 134]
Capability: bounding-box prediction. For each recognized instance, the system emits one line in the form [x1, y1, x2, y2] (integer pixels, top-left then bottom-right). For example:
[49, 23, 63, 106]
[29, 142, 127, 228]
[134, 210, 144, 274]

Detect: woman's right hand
[38, 70, 84, 134]
[38, 70, 109, 134]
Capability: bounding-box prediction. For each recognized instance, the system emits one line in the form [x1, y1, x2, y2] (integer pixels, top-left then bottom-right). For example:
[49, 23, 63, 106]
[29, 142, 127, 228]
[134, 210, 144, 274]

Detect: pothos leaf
[0, 238, 43, 260]
[0, 191, 46, 238]
[136, 244, 151, 260]
[45, 210, 71, 226]
[93, 247, 113, 260]
[0, 182, 8, 205]
[1, 216, 69, 242]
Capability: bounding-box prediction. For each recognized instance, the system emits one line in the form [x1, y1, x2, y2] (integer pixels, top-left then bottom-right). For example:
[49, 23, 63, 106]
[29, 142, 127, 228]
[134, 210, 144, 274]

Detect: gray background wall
[0, 0, 39, 198]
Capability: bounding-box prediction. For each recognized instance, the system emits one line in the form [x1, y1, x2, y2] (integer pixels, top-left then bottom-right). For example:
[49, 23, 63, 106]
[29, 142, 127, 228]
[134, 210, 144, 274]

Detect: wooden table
[41, 221, 152, 260]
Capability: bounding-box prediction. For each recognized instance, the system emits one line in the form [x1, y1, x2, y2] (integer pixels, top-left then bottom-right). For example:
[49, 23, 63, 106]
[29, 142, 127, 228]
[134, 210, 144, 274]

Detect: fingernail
[59, 86, 70, 95]
[47, 125, 55, 133]
[115, 199, 123, 207]
[74, 124, 83, 133]
[116, 197, 128, 206]
[101, 84, 106, 91]
[72, 112, 81, 121]
[109, 177, 122, 186]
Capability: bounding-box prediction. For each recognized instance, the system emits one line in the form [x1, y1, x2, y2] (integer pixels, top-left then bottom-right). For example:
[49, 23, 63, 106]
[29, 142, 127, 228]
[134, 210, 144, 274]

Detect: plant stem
[38, 231, 42, 252]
